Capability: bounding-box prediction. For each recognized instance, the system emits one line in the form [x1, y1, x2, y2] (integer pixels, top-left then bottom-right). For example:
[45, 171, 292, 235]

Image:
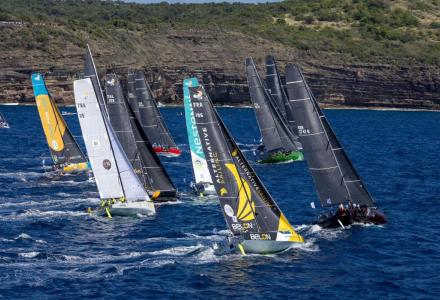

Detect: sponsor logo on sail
[102, 159, 112, 170]
[225, 163, 255, 222]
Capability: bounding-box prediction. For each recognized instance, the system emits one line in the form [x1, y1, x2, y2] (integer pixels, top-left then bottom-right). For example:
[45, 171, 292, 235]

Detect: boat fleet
[2, 46, 387, 255]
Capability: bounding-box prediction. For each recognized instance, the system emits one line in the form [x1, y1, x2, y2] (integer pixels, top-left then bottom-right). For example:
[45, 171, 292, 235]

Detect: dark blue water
[0, 105, 439, 299]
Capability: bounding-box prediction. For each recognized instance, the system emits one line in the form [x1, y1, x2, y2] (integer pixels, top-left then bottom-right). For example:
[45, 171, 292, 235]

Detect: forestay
[285, 64, 374, 207]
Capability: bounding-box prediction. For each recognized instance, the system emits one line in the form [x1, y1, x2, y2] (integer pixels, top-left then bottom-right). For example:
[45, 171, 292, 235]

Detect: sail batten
[285, 64, 374, 207]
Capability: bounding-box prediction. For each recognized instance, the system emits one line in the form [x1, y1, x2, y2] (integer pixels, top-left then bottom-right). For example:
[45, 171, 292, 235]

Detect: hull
[61, 162, 91, 174]
[258, 150, 304, 164]
[149, 189, 178, 202]
[153, 146, 182, 157]
[240, 240, 292, 254]
[316, 207, 387, 229]
[191, 181, 217, 197]
[110, 200, 155, 217]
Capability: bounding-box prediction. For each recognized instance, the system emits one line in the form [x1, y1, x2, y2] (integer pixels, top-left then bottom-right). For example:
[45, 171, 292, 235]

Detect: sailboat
[284, 64, 387, 228]
[186, 77, 304, 254]
[104, 73, 177, 201]
[31, 73, 90, 173]
[183, 78, 216, 196]
[75, 45, 155, 217]
[0, 112, 9, 128]
[265, 55, 301, 139]
[127, 69, 181, 157]
[245, 58, 303, 164]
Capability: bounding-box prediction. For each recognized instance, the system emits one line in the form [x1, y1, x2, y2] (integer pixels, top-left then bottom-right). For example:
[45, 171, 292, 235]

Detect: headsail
[188, 77, 303, 251]
[183, 78, 215, 194]
[132, 70, 180, 155]
[31, 73, 88, 170]
[285, 64, 374, 207]
[265, 55, 301, 139]
[245, 58, 300, 153]
[105, 73, 176, 199]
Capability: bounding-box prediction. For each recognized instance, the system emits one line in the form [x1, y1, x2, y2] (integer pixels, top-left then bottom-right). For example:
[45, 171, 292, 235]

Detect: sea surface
[0, 106, 439, 299]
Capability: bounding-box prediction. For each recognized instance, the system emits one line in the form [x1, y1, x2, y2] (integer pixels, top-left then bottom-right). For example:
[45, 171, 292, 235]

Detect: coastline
[1, 101, 439, 112]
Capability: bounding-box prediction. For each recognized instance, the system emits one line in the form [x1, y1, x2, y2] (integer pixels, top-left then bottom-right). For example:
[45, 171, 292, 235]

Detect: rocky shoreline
[1, 29, 439, 110]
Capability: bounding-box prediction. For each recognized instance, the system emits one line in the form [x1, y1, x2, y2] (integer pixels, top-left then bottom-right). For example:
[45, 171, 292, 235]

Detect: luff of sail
[285, 64, 375, 208]
[132, 70, 181, 157]
[183, 78, 215, 195]
[245, 58, 301, 160]
[31, 73, 89, 173]
[187, 77, 303, 254]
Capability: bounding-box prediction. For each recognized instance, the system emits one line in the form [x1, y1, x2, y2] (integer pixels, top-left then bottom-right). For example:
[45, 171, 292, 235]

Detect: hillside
[0, 0, 440, 109]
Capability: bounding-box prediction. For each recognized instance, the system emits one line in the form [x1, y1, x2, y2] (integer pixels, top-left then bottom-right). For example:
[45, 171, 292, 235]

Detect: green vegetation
[1, 0, 440, 65]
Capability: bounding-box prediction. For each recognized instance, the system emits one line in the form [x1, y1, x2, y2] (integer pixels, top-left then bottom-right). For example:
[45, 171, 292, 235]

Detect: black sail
[265, 55, 288, 121]
[133, 70, 177, 149]
[285, 64, 374, 207]
[265, 55, 301, 139]
[104, 74, 146, 186]
[245, 58, 299, 153]
[189, 80, 302, 243]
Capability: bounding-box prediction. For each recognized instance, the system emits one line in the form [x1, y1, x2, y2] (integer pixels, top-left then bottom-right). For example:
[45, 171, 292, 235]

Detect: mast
[285, 64, 374, 207]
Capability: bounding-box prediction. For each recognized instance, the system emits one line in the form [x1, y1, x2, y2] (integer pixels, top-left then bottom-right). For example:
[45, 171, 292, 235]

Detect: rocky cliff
[1, 26, 439, 109]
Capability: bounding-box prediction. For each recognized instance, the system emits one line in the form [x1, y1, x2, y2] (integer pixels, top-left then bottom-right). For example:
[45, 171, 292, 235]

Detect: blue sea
[0, 105, 439, 299]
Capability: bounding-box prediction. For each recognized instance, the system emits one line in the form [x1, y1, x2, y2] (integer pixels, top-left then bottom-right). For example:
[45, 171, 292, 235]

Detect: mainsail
[245, 58, 300, 153]
[105, 74, 176, 199]
[104, 74, 146, 186]
[31, 73, 88, 171]
[131, 69, 180, 155]
[285, 64, 374, 207]
[183, 78, 215, 194]
[188, 77, 303, 252]
[265, 55, 301, 138]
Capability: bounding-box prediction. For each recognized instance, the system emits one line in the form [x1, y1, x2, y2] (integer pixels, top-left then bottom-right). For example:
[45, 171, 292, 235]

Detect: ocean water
[0, 105, 439, 299]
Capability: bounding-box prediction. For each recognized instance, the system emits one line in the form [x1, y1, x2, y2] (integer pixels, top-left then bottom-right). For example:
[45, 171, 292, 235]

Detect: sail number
[298, 126, 311, 135]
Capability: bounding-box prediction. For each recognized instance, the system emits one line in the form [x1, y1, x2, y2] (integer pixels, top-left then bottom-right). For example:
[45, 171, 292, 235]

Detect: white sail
[183, 78, 215, 192]
[74, 78, 151, 204]
[74, 78, 124, 199]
